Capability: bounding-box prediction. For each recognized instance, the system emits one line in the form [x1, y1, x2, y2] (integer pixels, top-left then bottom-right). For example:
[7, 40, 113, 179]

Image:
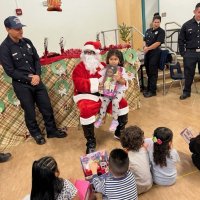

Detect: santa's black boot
[114, 114, 128, 140]
[82, 124, 96, 154]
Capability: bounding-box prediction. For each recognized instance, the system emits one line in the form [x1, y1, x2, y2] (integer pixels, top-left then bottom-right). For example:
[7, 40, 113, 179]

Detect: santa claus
[72, 41, 128, 154]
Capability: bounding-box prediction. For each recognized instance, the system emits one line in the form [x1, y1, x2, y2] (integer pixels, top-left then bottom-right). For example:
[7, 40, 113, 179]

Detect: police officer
[0, 16, 67, 145]
[143, 14, 165, 98]
[178, 3, 200, 100]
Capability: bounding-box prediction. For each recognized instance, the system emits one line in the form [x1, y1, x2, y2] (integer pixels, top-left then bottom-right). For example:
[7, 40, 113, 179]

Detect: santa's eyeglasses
[83, 50, 96, 55]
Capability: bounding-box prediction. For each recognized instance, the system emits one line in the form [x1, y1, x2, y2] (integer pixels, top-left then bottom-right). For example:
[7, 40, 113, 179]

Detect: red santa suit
[72, 61, 129, 125]
[72, 41, 129, 154]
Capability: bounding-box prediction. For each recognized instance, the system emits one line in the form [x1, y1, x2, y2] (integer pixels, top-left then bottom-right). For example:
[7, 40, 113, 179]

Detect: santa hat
[82, 41, 101, 54]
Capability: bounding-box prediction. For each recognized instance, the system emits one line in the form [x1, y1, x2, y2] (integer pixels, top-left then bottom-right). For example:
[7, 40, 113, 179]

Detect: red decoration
[40, 44, 131, 65]
[47, 0, 62, 12]
[15, 8, 22, 16]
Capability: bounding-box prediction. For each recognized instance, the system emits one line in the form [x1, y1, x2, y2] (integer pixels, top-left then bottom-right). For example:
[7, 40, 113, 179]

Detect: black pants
[144, 49, 161, 93]
[192, 154, 200, 170]
[183, 51, 200, 94]
[82, 114, 128, 147]
[12, 81, 57, 137]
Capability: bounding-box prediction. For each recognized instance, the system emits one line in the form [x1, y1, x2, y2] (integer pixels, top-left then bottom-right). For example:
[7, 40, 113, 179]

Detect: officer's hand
[143, 46, 149, 53]
[31, 75, 40, 86]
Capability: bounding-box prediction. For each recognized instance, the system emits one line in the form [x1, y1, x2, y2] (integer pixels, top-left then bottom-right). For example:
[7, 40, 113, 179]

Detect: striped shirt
[92, 171, 138, 200]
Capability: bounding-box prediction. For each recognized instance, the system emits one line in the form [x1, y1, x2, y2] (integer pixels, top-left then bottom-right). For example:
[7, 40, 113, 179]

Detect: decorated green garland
[51, 60, 67, 76]
[3, 72, 12, 84]
[123, 48, 138, 65]
[7, 89, 20, 106]
[41, 66, 47, 78]
[0, 100, 5, 113]
[54, 80, 69, 96]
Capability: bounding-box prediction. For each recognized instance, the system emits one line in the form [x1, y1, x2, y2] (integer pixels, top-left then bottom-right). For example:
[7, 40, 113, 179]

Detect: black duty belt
[186, 49, 200, 52]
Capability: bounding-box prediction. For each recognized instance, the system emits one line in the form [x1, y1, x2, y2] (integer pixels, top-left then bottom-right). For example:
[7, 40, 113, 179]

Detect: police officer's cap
[4, 16, 26, 29]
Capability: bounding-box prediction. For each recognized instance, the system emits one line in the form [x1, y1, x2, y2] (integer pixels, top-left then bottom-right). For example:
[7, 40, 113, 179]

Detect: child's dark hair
[120, 126, 144, 151]
[109, 148, 129, 177]
[31, 156, 63, 200]
[153, 127, 173, 167]
[106, 49, 124, 67]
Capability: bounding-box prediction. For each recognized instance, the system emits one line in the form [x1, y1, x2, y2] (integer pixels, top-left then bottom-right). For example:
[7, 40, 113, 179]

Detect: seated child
[94, 49, 128, 132]
[120, 126, 152, 194]
[189, 134, 200, 170]
[91, 148, 138, 200]
[23, 156, 78, 200]
[145, 127, 180, 186]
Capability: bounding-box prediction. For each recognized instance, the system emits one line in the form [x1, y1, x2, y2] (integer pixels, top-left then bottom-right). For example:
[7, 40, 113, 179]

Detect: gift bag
[75, 180, 92, 200]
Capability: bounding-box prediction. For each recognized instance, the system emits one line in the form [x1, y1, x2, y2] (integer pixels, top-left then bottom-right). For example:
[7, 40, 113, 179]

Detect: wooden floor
[0, 86, 200, 200]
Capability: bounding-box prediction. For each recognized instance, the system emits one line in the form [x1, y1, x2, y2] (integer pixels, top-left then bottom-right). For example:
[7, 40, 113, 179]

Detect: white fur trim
[80, 116, 96, 125]
[119, 106, 129, 116]
[83, 45, 100, 54]
[90, 78, 99, 93]
[73, 94, 100, 103]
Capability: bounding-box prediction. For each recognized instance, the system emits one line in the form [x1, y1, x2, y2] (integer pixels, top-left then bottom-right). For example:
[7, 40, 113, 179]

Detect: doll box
[80, 150, 109, 182]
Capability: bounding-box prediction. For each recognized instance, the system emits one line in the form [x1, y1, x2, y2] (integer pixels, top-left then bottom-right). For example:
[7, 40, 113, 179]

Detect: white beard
[81, 54, 101, 75]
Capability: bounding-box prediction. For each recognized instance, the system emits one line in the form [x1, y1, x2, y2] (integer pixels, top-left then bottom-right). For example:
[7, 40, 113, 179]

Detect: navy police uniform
[144, 27, 165, 93]
[178, 17, 200, 96]
[0, 36, 59, 138]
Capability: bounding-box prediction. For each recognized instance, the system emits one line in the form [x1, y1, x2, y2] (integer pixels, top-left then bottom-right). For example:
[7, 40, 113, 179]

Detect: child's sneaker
[109, 120, 119, 132]
[94, 118, 102, 128]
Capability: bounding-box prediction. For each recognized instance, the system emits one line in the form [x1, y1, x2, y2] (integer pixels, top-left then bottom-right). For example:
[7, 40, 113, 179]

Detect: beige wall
[116, 0, 143, 50]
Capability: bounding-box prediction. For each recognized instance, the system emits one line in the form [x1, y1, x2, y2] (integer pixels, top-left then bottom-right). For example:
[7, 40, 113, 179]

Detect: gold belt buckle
[196, 49, 200, 52]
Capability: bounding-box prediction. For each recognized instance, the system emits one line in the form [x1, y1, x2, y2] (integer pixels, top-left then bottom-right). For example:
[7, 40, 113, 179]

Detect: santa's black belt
[78, 92, 104, 97]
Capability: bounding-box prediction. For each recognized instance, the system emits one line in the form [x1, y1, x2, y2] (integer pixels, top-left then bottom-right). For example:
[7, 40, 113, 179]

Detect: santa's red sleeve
[72, 62, 100, 94]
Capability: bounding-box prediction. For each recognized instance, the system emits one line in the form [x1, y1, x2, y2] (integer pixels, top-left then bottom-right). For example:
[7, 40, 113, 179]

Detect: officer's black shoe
[142, 90, 149, 95]
[33, 135, 46, 145]
[143, 91, 156, 98]
[47, 130, 67, 138]
[0, 153, 11, 163]
[180, 93, 191, 100]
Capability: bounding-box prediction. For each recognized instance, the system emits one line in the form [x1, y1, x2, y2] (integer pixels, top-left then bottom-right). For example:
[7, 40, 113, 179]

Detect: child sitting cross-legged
[23, 156, 79, 200]
[145, 127, 180, 186]
[90, 148, 138, 200]
[120, 126, 152, 194]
